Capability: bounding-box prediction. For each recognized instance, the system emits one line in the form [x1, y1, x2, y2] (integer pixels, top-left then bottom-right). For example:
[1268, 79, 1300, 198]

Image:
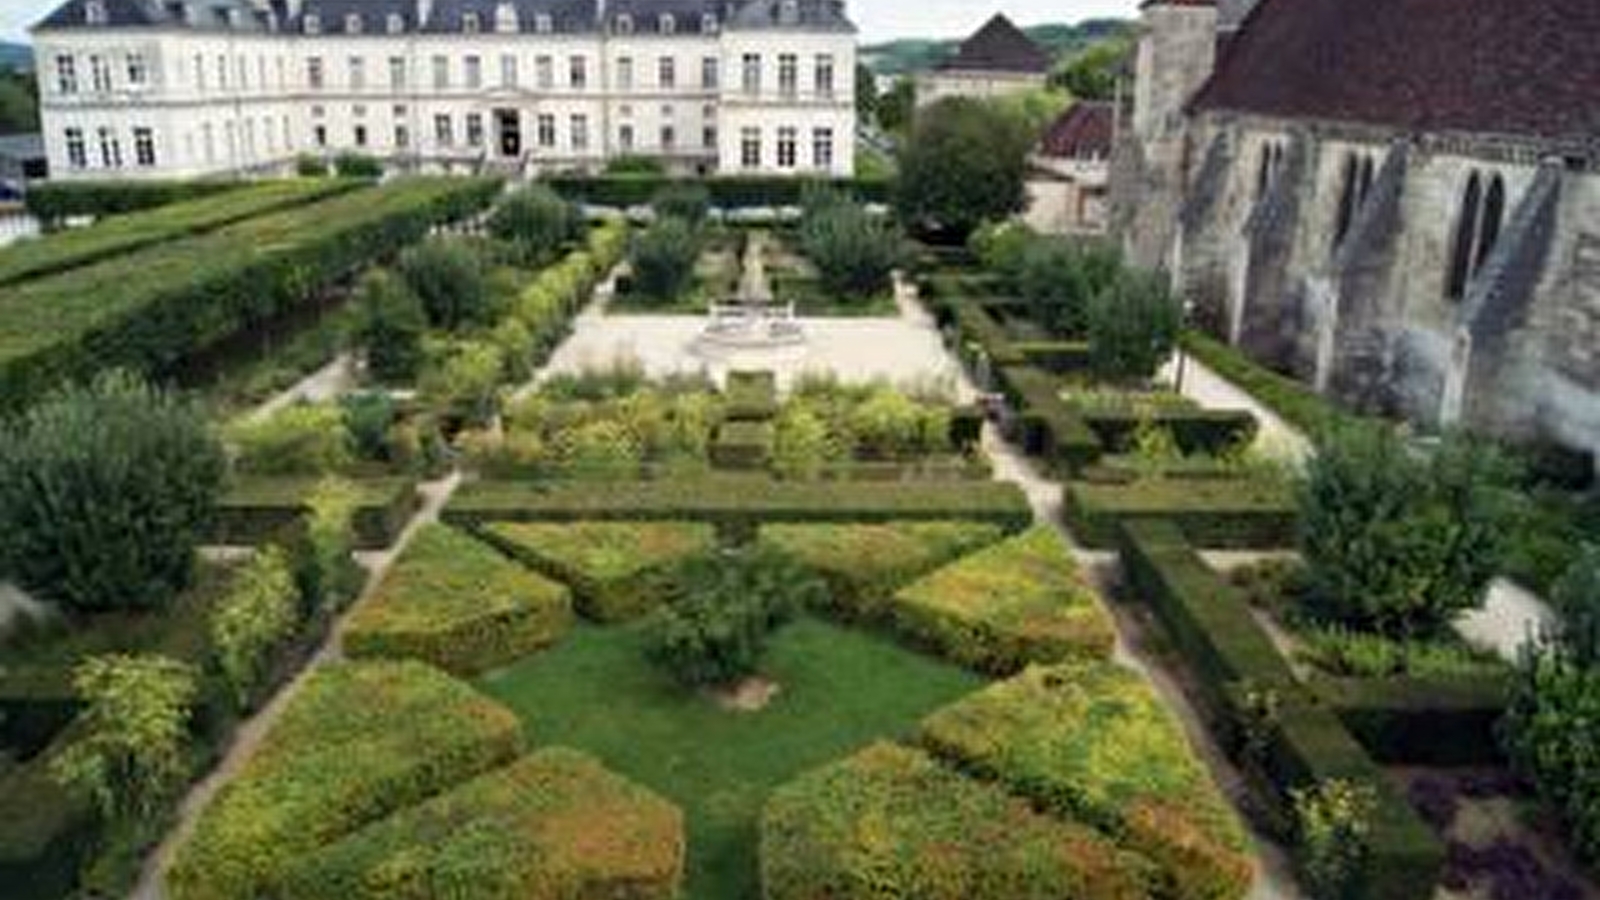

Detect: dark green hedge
[995, 366, 1102, 474]
[711, 420, 774, 470]
[24, 179, 250, 223]
[211, 477, 420, 550]
[1065, 479, 1296, 549]
[1081, 409, 1259, 456]
[1015, 341, 1092, 374]
[0, 177, 500, 412]
[1179, 331, 1366, 442]
[545, 175, 890, 209]
[724, 369, 778, 421]
[0, 723, 97, 900]
[1311, 674, 1509, 766]
[951, 303, 1024, 367]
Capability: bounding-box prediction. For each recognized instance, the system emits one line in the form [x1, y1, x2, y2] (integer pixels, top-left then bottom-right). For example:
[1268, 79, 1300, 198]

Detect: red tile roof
[938, 13, 1052, 74]
[1190, 0, 1600, 142]
[1040, 101, 1114, 158]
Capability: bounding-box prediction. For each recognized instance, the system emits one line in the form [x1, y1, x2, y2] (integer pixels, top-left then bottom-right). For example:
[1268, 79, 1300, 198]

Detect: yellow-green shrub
[210, 546, 300, 708]
[890, 526, 1116, 672]
[343, 525, 572, 675]
[481, 521, 717, 622]
[225, 404, 352, 475]
[760, 742, 1151, 900]
[920, 662, 1252, 900]
[165, 660, 523, 900]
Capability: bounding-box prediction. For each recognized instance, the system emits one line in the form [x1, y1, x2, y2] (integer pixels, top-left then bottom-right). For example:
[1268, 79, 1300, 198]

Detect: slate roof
[726, 0, 854, 32]
[1190, 0, 1600, 142]
[1039, 101, 1114, 159]
[36, 0, 271, 31]
[937, 13, 1050, 74]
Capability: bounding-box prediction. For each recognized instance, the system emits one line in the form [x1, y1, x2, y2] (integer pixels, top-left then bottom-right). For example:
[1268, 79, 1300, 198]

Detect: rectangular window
[702, 56, 719, 90]
[314, 124, 327, 148]
[619, 124, 634, 151]
[126, 52, 147, 86]
[658, 56, 675, 89]
[465, 55, 482, 89]
[569, 56, 587, 89]
[217, 55, 226, 89]
[435, 114, 453, 146]
[661, 125, 675, 151]
[353, 124, 368, 147]
[394, 124, 409, 148]
[466, 113, 484, 147]
[133, 126, 156, 166]
[56, 55, 77, 94]
[98, 126, 121, 168]
[740, 126, 760, 168]
[777, 54, 797, 97]
[741, 53, 760, 94]
[571, 114, 589, 150]
[814, 54, 834, 97]
[348, 56, 365, 90]
[500, 54, 518, 87]
[703, 124, 717, 149]
[535, 55, 553, 88]
[617, 56, 633, 90]
[432, 55, 449, 89]
[389, 56, 406, 90]
[64, 127, 86, 168]
[237, 55, 247, 90]
[89, 54, 112, 92]
[777, 125, 796, 168]
[193, 53, 205, 91]
[812, 127, 833, 169]
[306, 56, 323, 89]
[537, 113, 555, 147]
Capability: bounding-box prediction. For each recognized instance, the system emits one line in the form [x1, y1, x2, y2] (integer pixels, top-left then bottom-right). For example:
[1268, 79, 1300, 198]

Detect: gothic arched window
[1446, 172, 1484, 301]
[1334, 153, 1359, 247]
[1476, 175, 1505, 270]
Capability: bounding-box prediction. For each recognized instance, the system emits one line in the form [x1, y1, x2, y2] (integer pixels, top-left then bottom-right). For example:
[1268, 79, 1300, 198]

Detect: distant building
[1113, 0, 1600, 461]
[29, 0, 859, 180]
[1026, 100, 1111, 234]
[915, 13, 1048, 109]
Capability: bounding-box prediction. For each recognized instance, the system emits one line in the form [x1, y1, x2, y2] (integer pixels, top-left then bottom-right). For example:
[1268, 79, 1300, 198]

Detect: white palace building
[29, 0, 858, 179]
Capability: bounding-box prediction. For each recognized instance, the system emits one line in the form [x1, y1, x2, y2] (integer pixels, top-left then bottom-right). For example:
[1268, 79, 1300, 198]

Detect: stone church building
[1113, 0, 1600, 460]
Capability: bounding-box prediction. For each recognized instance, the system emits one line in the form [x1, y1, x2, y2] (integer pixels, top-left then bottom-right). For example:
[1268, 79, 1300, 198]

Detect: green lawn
[476, 616, 985, 900]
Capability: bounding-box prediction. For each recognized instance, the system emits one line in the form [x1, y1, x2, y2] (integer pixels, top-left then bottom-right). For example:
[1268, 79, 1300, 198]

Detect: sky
[3, 0, 1140, 44]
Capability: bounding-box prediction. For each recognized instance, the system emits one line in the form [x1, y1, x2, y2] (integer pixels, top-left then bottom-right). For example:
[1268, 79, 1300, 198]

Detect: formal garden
[0, 96, 1597, 900]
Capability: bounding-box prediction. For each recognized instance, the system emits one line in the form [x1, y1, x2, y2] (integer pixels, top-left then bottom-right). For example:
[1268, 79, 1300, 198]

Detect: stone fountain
[694, 231, 805, 352]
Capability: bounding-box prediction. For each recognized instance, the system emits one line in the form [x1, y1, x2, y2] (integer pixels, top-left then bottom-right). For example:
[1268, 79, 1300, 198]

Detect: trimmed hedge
[760, 741, 1151, 900]
[344, 526, 572, 674]
[548, 175, 891, 209]
[712, 420, 775, 470]
[1179, 330, 1364, 441]
[1064, 478, 1296, 550]
[1311, 674, 1509, 766]
[996, 365, 1103, 473]
[920, 663, 1252, 900]
[166, 660, 523, 900]
[282, 748, 685, 900]
[724, 369, 779, 421]
[0, 723, 96, 900]
[211, 476, 420, 550]
[1081, 409, 1259, 456]
[0, 180, 361, 287]
[758, 521, 1006, 619]
[1016, 340, 1093, 373]
[478, 521, 716, 622]
[0, 177, 499, 412]
[891, 526, 1116, 674]
[24, 178, 249, 223]
[445, 477, 1034, 536]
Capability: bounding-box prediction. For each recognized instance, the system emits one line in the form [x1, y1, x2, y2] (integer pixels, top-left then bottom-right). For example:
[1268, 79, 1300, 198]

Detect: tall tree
[893, 97, 1032, 242]
[0, 67, 39, 135]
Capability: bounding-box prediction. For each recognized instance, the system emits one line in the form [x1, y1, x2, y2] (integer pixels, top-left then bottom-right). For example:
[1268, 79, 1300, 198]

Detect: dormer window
[461, 11, 481, 33]
[386, 13, 404, 33]
[84, 0, 108, 26]
[701, 13, 718, 33]
[303, 13, 320, 33]
[344, 13, 362, 33]
[534, 13, 553, 33]
[659, 13, 675, 34]
[494, 2, 518, 33]
[616, 13, 633, 34]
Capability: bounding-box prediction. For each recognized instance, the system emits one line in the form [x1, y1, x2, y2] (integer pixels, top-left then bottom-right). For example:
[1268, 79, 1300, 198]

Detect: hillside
[0, 42, 32, 72]
[863, 19, 1131, 76]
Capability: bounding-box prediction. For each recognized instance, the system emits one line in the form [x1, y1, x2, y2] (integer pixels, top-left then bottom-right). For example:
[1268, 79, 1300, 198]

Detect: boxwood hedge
[760, 742, 1151, 900]
[165, 660, 523, 900]
[547, 175, 890, 209]
[23, 178, 249, 223]
[757, 521, 1005, 619]
[281, 748, 685, 900]
[920, 663, 1252, 900]
[210, 475, 420, 550]
[891, 526, 1116, 673]
[1064, 478, 1296, 550]
[478, 521, 717, 622]
[343, 526, 573, 675]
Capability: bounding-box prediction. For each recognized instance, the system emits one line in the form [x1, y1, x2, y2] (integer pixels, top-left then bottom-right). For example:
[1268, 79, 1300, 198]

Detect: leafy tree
[798, 190, 903, 299]
[0, 373, 225, 613]
[50, 654, 199, 818]
[212, 547, 300, 708]
[1501, 643, 1600, 867]
[993, 87, 1073, 139]
[1050, 38, 1131, 101]
[969, 220, 1038, 291]
[875, 76, 915, 135]
[225, 403, 353, 476]
[652, 183, 712, 228]
[399, 238, 493, 330]
[1297, 427, 1516, 637]
[1018, 236, 1124, 337]
[339, 392, 399, 462]
[488, 185, 580, 264]
[646, 547, 825, 688]
[855, 63, 879, 122]
[893, 97, 1032, 242]
[1291, 779, 1377, 900]
[629, 216, 701, 302]
[1553, 544, 1600, 668]
[1087, 268, 1181, 382]
[419, 338, 505, 426]
[0, 68, 39, 136]
[353, 268, 428, 383]
[772, 405, 836, 481]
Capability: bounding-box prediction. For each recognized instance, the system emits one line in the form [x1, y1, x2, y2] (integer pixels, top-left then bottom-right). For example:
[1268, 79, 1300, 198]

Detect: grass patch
[475, 617, 984, 900]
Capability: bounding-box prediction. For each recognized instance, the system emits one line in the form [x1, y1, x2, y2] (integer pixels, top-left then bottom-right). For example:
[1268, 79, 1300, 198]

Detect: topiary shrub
[1298, 427, 1517, 638]
[0, 373, 225, 613]
[1087, 268, 1181, 382]
[225, 403, 353, 476]
[629, 216, 700, 303]
[332, 152, 382, 179]
[295, 154, 330, 177]
[645, 546, 823, 688]
[488, 184, 581, 265]
[399, 238, 494, 330]
[771, 405, 839, 481]
[352, 268, 428, 384]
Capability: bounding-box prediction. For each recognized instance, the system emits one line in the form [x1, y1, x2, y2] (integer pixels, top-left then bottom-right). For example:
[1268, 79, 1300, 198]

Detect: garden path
[1158, 353, 1312, 466]
[244, 352, 357, 422]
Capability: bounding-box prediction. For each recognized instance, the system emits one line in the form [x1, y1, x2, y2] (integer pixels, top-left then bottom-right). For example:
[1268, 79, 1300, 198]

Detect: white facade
[31, 0, 857, 180]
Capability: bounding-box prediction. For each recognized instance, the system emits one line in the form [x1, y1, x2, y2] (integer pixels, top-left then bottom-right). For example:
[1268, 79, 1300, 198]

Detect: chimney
[416, 0, 434, 28]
